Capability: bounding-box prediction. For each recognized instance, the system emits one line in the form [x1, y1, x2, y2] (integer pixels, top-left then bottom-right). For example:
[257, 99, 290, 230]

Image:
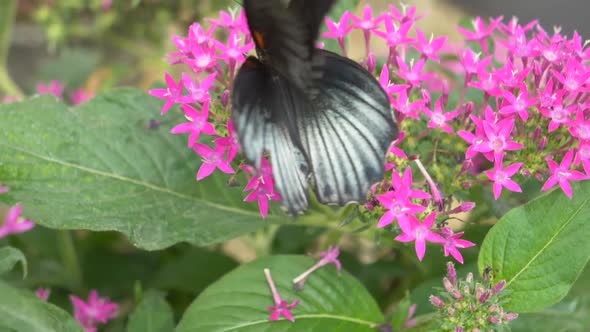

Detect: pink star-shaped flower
[395, 213, 445, 261]
[499, 90, 538, 121]
[0, 204, 35, 239]
[37, 80, 64, 101]
[395, 57, 434, 87]
[374, 20, 415, 47]
[181, 72, 216, 104]
[193, 143, 235, 181]
[170, 102, 217, 148]
[423, 98, 460, 133]
[214, 119, 240, 163]
[70, 290, 118, 332]
[439, 227, 476, 264]
[413, 28, 447, 62]
[541, 150, 587, 199]
[484, 160, 524, 199]
[264, 268, 300, 322]
[149, 72, 191, 115]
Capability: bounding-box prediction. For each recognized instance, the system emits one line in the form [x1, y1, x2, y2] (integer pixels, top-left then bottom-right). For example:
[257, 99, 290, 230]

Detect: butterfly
[232, 0, 398, 215]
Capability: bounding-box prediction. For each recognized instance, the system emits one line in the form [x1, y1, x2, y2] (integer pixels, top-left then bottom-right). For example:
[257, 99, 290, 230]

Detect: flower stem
[264, 268, 281, 305]
[58, 230, 83, 292]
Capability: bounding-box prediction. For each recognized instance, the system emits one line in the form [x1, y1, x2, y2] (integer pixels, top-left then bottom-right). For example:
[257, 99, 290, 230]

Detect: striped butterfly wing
[288, 0, 337, 57]
[232, 57, 311, 214]
[301, 50, 398, 204]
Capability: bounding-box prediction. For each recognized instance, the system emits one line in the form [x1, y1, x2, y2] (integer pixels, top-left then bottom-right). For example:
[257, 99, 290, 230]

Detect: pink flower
[37, 81, 64, 101]
[551, 58, 590, 92]
[242, 157, 281, 218]
[439, 228, 476, 264]
[414, 28, 447, 62]
[70, 88, 94, 105]
[322, 12, 354, 55]
[499, 90, 538, 121]
[476, 117, 524, 161]
[170, 102, 217, 148]
[457, 17, 502, 54]
[193, 143, 235, 181]
[391, 88, 425, 120]
[181, 72, 216, 104]
[0, 204, 35, 239]
[569, 109, 590, 141]
[101, 0, 112, 11]
[379, 65, 409, 102]
[395, 57, 433, 87]
[0, 184, 8, 194]
[484, 161, 523, 199]
[541, 150, 587, 199]
[264, 268, 300, 322]
[214, 32, 254, 66]
[423, 98, 459, 133]
[214, 119, 240, 163]
[148, 72, 191, 115]
[182, 43, 218, 73]
[36, 288, 51, 301]
[376, 168, 430, 228]
[293, 246, 341, 290]
[207, 9, 248, 35]
[395, 213, 445, 261]
[70, 290, 118, 332]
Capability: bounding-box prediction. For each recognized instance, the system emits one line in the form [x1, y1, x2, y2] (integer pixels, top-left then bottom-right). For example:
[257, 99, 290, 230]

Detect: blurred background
[6, 0, 590, 101]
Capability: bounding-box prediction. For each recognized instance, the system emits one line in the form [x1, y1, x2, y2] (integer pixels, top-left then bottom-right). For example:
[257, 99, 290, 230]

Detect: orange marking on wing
[253, 30, 265, 49]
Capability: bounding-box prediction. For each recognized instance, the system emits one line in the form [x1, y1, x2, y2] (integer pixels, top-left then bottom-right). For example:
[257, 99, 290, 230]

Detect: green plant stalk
[0, 0, 23, 98]
[57, 230, 83, 292]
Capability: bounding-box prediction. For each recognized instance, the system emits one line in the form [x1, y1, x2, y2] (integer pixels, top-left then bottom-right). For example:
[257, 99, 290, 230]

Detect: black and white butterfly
[232, 0, 398, 214]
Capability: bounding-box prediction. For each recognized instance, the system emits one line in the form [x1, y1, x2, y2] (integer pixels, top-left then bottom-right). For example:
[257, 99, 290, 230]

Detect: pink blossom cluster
[152, 4, 590, 261]
[37, 288, 119, 332]
[36, 81, 94, 105]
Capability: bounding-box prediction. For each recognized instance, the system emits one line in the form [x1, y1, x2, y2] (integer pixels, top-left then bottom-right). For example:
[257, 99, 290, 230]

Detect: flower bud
[489, 316, 501, 324]
[492, 280, 506, 294]
[443, 277, 455, 292]
[367, 52, 377, 74]
[447, 262, 457, 285]
[466, 272, 473, 284]
[221, 89, 230, 108]
[504, 312, 519, 321]
[430, 295, 445, 308]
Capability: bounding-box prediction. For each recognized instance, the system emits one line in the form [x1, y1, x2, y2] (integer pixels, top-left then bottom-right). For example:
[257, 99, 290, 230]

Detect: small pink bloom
[37, 81, 64, 101]
[293, 246, 342, 290]
[149, 72, 191, 115]
[484, 161, 523, 199]
[193, 143, 235, 181]
[70, 88, 94, 105]
[171, 102, 217, 148]
[541, 150, 587, 199]
[395, 213, 445, 261]
[439, 228, 476, 264]
[242, 157, 281, 218]
[70, 290, 118, 331]
[264, 269, 300, 322]
[414, 28, 447, 62]
[181, 72, 216, 104]
[36, 288, 51, 301]
[499, 90, 538, 121]
[423, 98, 459, 133]
[214, 119, 241, 163]
[0, 204, 35, 239]
[322, 12, 354, 55]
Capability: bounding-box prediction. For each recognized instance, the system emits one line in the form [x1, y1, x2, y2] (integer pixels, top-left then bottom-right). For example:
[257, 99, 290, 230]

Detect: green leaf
[0, 246, 27, 277]
[176, 255, 384, 332]
[0, 0, 16, 65]
[149, 247, 237, 294]
[478, 181, 590, 312]
[126, 290, 174, 332]
[0, 89, 297, 250]
[0, 280, 83, 332]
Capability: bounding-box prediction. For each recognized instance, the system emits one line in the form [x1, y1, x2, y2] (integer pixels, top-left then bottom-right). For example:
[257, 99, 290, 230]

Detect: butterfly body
[232, 0, 398, 214]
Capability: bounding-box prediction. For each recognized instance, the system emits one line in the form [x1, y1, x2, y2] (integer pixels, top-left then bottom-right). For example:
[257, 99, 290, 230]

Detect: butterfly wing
[288, 0, 337, 56]
[243, 0, 311, 91]
[232, 57, 311, 214]
[300, 50, 398, 204]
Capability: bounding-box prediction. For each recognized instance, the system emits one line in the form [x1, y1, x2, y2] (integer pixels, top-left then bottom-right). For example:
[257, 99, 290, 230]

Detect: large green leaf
[176, 255, 384, 332]
[0, 280, 83, 332]
[0, 246, 27, 276]
[126, 290, 174, 332]
[0, 89, 301, 250]
[478, 181, 590, 312]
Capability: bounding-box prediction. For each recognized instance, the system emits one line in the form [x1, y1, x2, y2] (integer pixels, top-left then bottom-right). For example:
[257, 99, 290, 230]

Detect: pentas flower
[149, 72, 190, 115]
[539, 98, 574, 132]
[484, 160, 524, 199]
[375, 20, 414, 48]
[322, 11, 354, 56]
[70, 88, 93, 105]
[350, 5, 384, 54]
[395, 57, 433, 87]
[376, 167, 430, 228]
[0, 204, 35, 239]
[391, 88, 424, 120]
[569, 109, 590, 141]
[214, 119, 240, 163]
[207, 9, 248, 35]
[37, 80, 64, 100]
[379, 65, 409, 102]
[542, 150, 587, 199]
[469, 68, 502, 96]
[414, 29, 447, 62]
[36, 288, 51, 301]
[214, 32, 253, 68]
[0, 184, 8, 194]
[70, 290, 118, 332]
[388, 3, 424, 24]
[395, 213, 445, 261]
[499, 90, 538, 121]
[181, 72, 216, 104]
[193, 143, 235, 181]
[476, 117, 524, 161]
[241, 158, 281, 218]
[293, 245, 341, 290]
[457, 16, 502, 54]
[171, 103, 217, 148]
[439, 228, 476, 264]
[182, 43, 218, 73]
[264, 268, 300, 322]
[423, 98, 460, 133]
[575, 142, 590, 176]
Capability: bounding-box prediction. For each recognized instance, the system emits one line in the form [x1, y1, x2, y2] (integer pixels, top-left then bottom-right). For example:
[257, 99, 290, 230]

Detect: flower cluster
[2, 81, 94, 105]
[429, 263, 518, 331]
[153, 4, 589, 261]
